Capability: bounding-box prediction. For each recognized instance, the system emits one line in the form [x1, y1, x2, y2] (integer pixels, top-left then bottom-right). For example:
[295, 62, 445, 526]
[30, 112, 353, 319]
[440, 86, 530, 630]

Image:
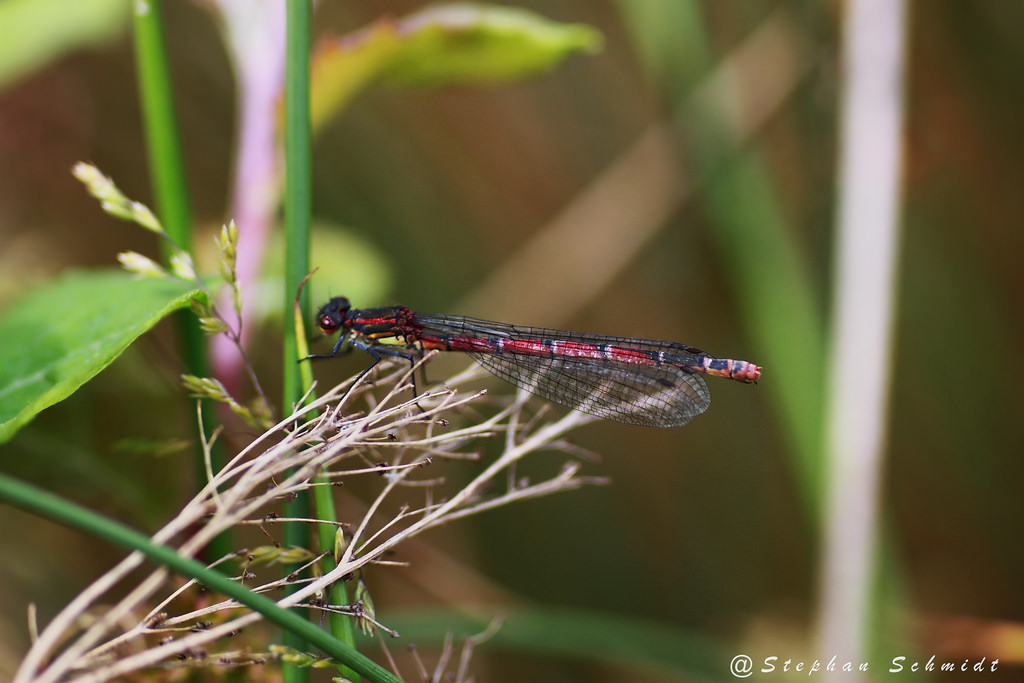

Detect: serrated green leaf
[311, 3, 602, 130]
[0, 270, 203, 443]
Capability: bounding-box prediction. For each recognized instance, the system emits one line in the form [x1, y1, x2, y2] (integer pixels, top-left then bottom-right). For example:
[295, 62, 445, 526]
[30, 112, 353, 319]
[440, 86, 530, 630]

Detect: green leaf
[379, 4, 604, 87]
[311, 3, 603, 130]
[0, 270, 203, 443]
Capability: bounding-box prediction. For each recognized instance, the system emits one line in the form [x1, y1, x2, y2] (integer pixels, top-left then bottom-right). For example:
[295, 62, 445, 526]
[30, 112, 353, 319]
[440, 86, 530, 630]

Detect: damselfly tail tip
[733, 362, 761, 384]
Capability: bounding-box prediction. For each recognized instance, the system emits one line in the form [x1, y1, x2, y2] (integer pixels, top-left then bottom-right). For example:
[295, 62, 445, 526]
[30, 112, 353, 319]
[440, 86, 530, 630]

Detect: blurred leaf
[0, 0, 129, 90]
[0, 270, 203, 443]
[311, 3, 603, 131]
[379, 4, 603, 86]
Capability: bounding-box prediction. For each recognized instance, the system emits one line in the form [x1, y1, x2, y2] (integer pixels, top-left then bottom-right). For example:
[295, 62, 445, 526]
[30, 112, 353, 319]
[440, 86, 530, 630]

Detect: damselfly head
[317, 297, 351, 334]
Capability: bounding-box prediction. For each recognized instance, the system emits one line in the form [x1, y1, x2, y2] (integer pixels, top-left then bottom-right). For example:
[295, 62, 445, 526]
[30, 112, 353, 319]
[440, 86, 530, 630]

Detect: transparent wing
[468, 349, 710, 428]
[414, 313, 712, 427]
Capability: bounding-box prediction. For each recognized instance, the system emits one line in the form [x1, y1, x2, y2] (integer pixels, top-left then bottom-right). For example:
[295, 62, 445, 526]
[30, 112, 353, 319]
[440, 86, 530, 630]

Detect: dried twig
[19, 361, 601, 682]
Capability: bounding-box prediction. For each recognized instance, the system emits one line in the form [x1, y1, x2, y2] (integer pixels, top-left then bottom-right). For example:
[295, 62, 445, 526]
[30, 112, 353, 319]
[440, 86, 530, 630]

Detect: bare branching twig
[19, 362, 601, 682]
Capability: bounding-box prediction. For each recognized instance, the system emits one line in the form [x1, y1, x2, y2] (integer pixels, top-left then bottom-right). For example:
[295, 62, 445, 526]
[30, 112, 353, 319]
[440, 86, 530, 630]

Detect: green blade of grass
[282, 1, 315, 681]
[0, 472, 401, 683]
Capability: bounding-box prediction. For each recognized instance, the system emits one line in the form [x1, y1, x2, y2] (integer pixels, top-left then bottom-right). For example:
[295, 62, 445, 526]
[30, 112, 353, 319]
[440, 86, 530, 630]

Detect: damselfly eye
[319, 314, 340, 333]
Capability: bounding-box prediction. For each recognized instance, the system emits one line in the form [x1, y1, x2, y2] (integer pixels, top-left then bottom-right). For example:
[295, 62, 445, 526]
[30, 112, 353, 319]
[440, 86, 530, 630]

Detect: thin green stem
[283, 6, 313, 387]
[132, 0, 190, 251]
[132, 0, 230, 560]
[282, 1, 315, 680]
[314, 478, 360, 682]
[295, 296, 361, 681]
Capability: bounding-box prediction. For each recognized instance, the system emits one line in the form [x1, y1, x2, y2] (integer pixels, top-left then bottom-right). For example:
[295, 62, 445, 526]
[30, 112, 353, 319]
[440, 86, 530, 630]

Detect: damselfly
[308, 297, 760, 428]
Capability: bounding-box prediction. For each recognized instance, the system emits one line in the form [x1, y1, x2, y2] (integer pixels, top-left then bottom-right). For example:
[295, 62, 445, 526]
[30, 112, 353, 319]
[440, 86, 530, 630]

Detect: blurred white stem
[818, 0, 908, 674]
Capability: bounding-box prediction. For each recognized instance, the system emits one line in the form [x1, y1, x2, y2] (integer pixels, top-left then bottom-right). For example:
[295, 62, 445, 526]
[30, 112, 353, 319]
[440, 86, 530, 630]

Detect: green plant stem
[314, 480, 360, 681]
[293, 300, 361, 681]
[283, 0, 313, 391]
[132, 0, 190, 249]
[282, 1, 315, 680]
[0, 473, 401, 683]
[132, 0, 230, 560]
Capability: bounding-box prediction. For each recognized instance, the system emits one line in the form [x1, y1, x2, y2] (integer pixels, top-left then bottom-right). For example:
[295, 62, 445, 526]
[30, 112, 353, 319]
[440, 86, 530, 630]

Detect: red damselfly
[308, 297, 761, 428]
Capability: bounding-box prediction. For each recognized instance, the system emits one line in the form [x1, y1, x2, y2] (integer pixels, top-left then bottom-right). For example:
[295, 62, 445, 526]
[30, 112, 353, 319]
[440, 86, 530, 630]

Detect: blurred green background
[1, 0, 1022, 680]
